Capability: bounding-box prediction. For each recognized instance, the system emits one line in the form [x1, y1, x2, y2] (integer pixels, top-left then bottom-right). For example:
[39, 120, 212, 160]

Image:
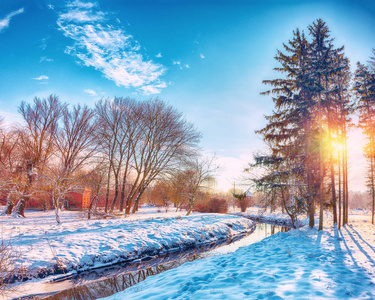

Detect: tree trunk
[13, 159, 34, 217]
[55, 205, 61, 224]
[306, 141, 315, 228]
[87, 195, 97, 220]
[318, 96, 324, 231]
[186, 200, 194, 216]
[342, 127, 348, 226]
[2, 193, 14, 215]
[119, 176, 127, 212]
[120, 156, 130, 212]
[104, 168, 111, 213]
[131, 188, 144, 214]
[330, 150, 337, 225]
[372, 158, 375, 225]
[110, 178, 119, 213]
[338, 147, 342, 229]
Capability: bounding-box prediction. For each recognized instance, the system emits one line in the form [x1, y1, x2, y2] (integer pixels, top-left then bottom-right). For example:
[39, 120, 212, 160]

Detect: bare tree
[81, 162, 107, 219]
[46, 104, 98, 224]
[95, 98, 140, 213]
[150, 179, 173, 212]
[12, 96, 65, 217]
[125, 98, 201, 214]
[0, 123, 24, 215]
[178, 156, 217, 216]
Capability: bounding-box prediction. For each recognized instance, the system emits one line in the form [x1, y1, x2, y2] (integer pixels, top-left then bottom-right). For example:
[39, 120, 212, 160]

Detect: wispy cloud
[139, 82, 167, 95]
[0, 8, 24, 33]
[40, 56, 54, 63]
[200, 53, 205, 59]
[57, 0, 166, 94]
[40, 37, 49, 50]
[173, 60, 189, 70]
[67, 0, 97, 9]
[84, 89, 97, 96]
[47, 4, 54, 10]
[173, 61, 181, 68]
[155, 52, 162, 58]
[33, 75, 49, 80]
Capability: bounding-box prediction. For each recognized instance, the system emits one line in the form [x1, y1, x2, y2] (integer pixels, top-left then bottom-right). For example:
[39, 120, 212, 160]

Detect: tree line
[251, 19, 375, 229]
[0, 96, 207, 223]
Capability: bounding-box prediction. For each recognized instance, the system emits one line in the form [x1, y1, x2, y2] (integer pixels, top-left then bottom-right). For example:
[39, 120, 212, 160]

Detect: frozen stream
[14, 223, 290, 300]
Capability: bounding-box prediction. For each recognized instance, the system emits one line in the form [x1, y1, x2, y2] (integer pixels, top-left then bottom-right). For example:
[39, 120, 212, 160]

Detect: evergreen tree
[254, 28, 318, 227]
[255, 19, 351, 230]
[354, 54, 375, 224]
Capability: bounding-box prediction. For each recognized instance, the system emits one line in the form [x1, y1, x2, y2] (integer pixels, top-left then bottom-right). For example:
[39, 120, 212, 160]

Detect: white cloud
[155, 52, 162, 58]
[0, 8, 24, 33]
[139, 82, 167, 95]
[59, 9, 105, 23]
[40, 37, 48, 50]
[47, 4, 54, 10]
[33, 75, 49, 80]
[173, 61, 190, 70]
[67, 0, 97, 9]
[200, 53, 205, 59]
[40, 56, 54, 63]
[57, 1, 166, 94]
[84, 89, 97, 96]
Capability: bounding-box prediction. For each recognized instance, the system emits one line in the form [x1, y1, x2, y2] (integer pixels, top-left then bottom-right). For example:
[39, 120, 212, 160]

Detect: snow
[101, 209, 375, 300]
[234, 206, 309, 227]
[0, 207, 254, 281]
[2, 206, 375, 299]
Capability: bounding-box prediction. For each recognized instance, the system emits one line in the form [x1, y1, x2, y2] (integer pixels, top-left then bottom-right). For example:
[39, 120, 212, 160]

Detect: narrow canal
[14, 223, 290, 300]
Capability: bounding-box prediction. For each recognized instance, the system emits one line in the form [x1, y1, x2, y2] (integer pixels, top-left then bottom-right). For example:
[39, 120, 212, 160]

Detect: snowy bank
[101, 220, 375, 300]
[0, 210, 255, 282]
[234, 211, 307, 228]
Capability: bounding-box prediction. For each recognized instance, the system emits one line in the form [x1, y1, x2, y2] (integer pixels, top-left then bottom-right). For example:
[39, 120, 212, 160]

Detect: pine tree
[354, 55, 375, 224]
[255, 28, 317, 227]
[256, 19, 351, 230]
[307, 19, 349, 230]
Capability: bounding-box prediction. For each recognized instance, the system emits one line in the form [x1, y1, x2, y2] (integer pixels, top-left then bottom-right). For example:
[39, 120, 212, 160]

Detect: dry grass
[0, 237, 23, 297]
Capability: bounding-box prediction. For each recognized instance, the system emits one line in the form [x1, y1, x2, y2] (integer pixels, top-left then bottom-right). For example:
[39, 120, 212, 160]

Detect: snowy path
[0, 210, 254, 281]
[102, 215, 375, 299]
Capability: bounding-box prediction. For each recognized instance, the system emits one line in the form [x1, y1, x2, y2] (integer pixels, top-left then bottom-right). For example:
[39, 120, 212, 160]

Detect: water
[12, 223, 290, 300]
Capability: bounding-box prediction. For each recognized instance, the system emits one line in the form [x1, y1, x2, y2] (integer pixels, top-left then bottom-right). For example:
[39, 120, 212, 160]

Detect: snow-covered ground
[101, 209, 375, 300]
[232, 206, 309, 227]
[0, 207, 254, 282]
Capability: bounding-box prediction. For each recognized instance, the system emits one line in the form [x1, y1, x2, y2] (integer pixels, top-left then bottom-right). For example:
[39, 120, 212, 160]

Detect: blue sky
[0, 0, 374, 191]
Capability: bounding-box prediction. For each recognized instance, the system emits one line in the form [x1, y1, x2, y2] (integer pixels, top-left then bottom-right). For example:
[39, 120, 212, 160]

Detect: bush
[194, 198, 228, 213]
[0, 238, 22, 296]
[236, 197, 252, 212]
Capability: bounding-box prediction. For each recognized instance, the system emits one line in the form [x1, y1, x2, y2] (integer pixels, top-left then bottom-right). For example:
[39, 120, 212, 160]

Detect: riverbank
[101, 210, 375, 299]
[0, 208, 255, 286]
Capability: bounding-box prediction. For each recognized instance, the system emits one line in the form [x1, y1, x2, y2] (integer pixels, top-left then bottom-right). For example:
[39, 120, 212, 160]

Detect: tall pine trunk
[345, 135, 349, 224]
[342, 125, 348, 226]
[369, 135, 375, 224]
[338, 146, 342, 229]
[318, 96, 324, 231]
[330, 150, 337, 225]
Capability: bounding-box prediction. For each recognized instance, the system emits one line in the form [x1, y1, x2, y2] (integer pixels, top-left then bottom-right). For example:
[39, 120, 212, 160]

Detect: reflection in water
[18, 223, 290, 300]
[43, 258, 190, 300]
